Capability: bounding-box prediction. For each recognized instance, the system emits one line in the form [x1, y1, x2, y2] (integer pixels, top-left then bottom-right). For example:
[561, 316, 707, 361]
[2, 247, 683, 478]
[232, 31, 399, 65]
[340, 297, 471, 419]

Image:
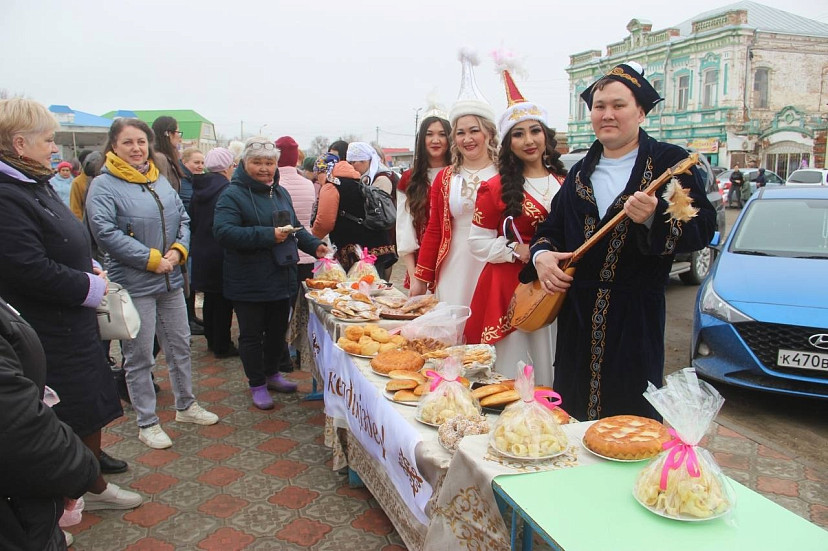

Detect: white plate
[331, 312, 379, 323]
[334, 344, 376, 359]
[370, 368, 392, 378]
[491, 444, 567, 461]
[382, 390, 419, 407]
[304, 293, 334, 312]
[414, 416, 441, 428]
[580, 437, 654, 463]
[633, 491, 731, 522]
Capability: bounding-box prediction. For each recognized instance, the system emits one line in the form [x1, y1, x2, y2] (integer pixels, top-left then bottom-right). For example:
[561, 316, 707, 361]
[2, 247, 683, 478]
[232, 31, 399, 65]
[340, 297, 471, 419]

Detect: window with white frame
[702, 70, 718, 108]
[577, 96, 587, 120]
[651, 78, 664, 112]
[677, 75, 690, 111]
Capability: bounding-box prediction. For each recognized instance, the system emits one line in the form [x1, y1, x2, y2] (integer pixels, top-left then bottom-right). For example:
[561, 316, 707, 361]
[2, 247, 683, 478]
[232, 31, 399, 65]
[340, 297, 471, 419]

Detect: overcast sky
[3, 0, 824, 150]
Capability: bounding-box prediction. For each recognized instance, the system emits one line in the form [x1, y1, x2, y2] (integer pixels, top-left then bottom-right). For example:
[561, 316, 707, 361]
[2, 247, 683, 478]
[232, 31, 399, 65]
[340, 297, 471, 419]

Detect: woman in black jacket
[0, 98, 142, 512]
[191, 147, 237, 358]
[0, 297, 103, 551]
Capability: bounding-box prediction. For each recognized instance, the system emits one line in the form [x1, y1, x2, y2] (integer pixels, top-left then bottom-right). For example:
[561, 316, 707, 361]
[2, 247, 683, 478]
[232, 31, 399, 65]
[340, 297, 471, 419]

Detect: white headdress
[448, 47, 496, 125]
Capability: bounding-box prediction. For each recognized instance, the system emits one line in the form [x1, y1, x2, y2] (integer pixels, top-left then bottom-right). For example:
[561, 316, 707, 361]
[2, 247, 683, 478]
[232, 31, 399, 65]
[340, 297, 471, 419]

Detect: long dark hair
[104, 118, 157, 161]
[151, 115, 183, 177]
[499, 121, 567, 219]
[328, 140, 349, 161]
[407, 116, 451, 238]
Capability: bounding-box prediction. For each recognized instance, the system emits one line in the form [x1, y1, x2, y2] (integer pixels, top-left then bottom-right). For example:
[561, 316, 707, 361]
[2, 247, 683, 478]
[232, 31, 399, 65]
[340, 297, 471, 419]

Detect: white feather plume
[458, 46, 480, 66]
[491, 47, 527, 80]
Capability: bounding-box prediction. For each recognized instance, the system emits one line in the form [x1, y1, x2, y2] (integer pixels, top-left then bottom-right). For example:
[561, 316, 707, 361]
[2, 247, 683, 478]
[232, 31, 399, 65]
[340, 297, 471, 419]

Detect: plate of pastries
[335, 324, 406, 357]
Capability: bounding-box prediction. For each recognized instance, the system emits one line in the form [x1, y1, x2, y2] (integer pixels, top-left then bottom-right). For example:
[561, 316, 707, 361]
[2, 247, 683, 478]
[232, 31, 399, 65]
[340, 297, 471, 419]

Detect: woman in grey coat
[87, 118, 219, 450]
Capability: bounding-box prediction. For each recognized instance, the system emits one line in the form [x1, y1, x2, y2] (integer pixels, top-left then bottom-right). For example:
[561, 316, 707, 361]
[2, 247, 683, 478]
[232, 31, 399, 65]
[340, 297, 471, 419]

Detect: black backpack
[339, 178, 397, 231]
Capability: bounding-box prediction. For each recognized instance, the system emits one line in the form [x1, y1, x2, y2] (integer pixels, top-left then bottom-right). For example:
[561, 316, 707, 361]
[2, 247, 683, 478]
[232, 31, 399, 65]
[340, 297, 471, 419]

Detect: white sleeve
[395, 190, 419, 257]
[468, 224, 514, 263]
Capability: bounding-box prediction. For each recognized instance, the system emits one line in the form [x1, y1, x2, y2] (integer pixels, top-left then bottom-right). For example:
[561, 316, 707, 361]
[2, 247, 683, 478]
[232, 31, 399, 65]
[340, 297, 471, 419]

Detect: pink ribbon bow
[312, 257, 335, 274]
[426, 369, 458, 392]
[359, 248, 377, 265]
[520, 364, 562, 410]
[660, 428, 701, 490]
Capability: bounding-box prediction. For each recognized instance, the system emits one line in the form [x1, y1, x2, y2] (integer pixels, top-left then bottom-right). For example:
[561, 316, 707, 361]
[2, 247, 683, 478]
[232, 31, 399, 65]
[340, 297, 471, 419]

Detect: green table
[492, 461, 828, 551]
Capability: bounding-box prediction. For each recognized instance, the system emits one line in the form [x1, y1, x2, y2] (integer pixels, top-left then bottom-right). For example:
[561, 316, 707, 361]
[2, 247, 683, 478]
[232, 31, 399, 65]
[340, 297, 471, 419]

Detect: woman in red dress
[396, 111, 451, 288]
[464, 65, 567, 386]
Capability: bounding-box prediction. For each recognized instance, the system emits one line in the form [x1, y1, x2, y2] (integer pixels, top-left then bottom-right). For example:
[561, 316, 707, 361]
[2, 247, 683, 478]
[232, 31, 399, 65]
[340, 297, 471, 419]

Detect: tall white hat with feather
[449, 47, 496, 125]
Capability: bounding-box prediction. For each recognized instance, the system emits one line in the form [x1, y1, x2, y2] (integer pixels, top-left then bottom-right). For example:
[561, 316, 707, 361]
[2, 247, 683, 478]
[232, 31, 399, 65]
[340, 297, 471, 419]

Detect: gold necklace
[462, 165, 485, 179]
[525, 175, 554, 203]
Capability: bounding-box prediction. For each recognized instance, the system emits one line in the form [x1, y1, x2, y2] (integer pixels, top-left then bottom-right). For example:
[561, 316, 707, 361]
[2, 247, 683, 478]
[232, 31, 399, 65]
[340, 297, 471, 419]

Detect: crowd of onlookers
[0, 52, 719, 550]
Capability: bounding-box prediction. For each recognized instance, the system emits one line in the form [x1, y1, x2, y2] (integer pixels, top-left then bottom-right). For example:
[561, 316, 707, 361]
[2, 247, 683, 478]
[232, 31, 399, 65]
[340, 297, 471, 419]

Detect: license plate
[777, 349, 828, 372]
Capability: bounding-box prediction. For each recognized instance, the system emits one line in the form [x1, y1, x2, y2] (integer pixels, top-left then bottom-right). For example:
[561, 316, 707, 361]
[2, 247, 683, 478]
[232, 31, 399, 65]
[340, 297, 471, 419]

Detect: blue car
[691, 186, 828, 399]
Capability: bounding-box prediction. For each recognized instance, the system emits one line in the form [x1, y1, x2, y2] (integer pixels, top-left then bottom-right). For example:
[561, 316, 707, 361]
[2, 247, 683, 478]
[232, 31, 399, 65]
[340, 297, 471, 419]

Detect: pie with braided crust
[583, 415, 670, 460]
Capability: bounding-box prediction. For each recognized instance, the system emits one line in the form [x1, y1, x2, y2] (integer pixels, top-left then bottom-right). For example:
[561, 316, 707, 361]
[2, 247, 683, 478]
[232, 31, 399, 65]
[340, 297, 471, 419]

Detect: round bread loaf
[370, 349, 425, 374]
[583, 415, 670, 460]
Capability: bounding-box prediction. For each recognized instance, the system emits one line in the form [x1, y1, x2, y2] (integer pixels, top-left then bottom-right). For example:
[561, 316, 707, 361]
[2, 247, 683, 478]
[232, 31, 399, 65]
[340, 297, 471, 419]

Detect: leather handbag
[508, 268, 574, 332]
[97, 282, 141, 340]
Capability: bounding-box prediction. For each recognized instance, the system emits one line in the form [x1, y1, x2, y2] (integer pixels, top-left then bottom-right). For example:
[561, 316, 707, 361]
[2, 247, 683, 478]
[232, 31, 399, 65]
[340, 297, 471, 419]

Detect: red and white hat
[494, 50, 548, 138]
[448, 47, 496, 125]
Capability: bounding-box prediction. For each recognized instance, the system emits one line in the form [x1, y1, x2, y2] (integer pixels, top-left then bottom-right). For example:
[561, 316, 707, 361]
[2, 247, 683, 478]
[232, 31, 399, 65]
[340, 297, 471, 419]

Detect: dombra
[510, 154, 700, 332]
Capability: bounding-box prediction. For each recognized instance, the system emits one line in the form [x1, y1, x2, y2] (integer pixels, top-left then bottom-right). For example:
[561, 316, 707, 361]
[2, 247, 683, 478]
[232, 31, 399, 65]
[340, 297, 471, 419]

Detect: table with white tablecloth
[303, 298, 600, 551]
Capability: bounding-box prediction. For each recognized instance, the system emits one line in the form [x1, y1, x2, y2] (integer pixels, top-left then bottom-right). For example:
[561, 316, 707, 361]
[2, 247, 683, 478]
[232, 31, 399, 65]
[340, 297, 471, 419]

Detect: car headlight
[699, 279, 753, 323]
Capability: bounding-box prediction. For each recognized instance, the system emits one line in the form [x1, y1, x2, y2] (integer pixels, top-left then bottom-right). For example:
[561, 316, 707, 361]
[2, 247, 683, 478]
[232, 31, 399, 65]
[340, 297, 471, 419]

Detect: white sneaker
[83, 482, 143, 511]
[175, 402, 219, 426]
[138, 424, 172, 449]
[63, 530, 74, 547]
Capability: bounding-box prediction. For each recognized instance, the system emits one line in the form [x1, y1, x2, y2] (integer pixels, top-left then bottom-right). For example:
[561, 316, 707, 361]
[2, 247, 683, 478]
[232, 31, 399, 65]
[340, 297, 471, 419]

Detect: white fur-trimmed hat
[494, 50, 549, 138]
[449, 47, 496, 125]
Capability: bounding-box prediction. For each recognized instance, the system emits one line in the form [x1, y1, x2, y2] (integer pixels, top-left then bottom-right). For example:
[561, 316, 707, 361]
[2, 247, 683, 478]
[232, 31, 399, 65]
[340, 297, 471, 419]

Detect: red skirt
[464, 260, 523, 345]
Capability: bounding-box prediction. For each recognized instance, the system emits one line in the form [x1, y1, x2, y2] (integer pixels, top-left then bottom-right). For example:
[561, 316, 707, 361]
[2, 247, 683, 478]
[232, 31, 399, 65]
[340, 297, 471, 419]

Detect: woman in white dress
[411, 49, 498, 308]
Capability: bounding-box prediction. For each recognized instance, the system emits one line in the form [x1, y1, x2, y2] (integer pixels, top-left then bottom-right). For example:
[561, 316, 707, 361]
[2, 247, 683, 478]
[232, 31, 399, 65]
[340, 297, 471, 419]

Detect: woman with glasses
[214, 137, 329, 410]
[151, 116, 205, 336]
[86, 118, 219, 450]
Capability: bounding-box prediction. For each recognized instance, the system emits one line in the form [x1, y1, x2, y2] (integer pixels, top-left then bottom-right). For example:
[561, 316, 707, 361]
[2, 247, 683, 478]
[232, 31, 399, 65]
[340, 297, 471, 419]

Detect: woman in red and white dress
[464, 66, 567, 386]
[411, 49, 498, 308]
[396, 112, 451, 288]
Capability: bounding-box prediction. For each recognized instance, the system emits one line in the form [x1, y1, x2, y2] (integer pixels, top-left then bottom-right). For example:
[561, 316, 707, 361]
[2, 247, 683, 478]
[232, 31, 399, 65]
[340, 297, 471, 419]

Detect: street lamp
[413, 107, 422, 147]
[259, 123, 268, 135]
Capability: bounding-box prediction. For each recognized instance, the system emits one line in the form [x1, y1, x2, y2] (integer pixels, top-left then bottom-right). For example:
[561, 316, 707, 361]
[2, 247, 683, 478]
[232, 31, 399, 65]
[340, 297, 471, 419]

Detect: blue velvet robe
[529, 130, 717, 420]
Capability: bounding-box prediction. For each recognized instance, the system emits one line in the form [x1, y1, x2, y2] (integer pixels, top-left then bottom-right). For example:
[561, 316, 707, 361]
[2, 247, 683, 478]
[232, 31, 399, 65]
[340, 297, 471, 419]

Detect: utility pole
[414, 107, 422, 148]
[240, 120, 244, 139]
[375, 126, 379, 145]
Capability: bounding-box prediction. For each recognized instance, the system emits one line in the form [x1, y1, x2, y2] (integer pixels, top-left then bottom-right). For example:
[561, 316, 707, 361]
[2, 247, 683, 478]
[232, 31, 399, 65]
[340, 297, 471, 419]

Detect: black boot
[112, 368, 131, 404]
[99, 451, 128, 474]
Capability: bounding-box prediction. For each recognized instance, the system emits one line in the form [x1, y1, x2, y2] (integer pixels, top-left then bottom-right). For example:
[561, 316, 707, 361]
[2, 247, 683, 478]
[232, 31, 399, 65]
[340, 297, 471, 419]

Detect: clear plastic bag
[400, 304, 470, 348]
[346, 245, 380, 281]
[312, 253, 347, 282]
[490, 363, 568, 459]
[633, 368, 735, 520]
[417, 355, 481, 426]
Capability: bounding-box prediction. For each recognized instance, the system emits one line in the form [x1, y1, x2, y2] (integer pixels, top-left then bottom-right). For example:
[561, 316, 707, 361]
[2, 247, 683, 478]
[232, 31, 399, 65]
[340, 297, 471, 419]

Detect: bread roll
[386, 379, 418, 391]
[389, 370, 427, 384]
[379, 342, 399, 353]
[472, 383, 510, 400]
[360, 341, 380, 356]
[340, 341, 362, 355]
[480, 390, 520, 407]
[344, 325, 364, 341]
[393, 390, 419, 402]
[413, 383, 429, 396]
[369, 327, 391, 343]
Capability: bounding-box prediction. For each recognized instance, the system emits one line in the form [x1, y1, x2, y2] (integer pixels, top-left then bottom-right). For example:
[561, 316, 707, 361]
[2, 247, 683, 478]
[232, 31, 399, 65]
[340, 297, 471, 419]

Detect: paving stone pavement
[66, 329, 827, 550]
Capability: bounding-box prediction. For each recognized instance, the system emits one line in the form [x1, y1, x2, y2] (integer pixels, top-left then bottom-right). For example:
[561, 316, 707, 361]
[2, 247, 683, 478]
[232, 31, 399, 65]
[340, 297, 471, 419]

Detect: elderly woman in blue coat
[87, 118, 219, 450]
[214, 137, 329, 410]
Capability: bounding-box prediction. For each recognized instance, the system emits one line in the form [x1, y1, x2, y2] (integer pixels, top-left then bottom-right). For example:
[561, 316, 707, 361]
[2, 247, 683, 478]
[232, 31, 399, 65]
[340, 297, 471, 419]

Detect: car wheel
[679, 247, 713, 285]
